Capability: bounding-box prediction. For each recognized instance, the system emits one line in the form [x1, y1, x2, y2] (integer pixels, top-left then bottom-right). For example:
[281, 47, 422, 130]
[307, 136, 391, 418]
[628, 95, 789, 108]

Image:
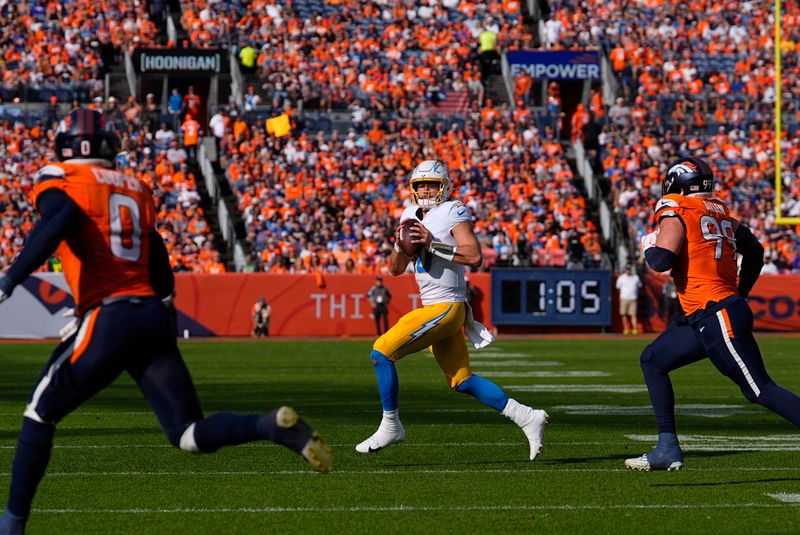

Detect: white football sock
[502, 398, 529, 426]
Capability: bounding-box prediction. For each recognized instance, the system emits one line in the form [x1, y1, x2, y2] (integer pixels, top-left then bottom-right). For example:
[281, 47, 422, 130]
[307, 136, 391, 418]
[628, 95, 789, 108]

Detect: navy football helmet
[662, 156, 714, 196]
[55, 108, 119, 163]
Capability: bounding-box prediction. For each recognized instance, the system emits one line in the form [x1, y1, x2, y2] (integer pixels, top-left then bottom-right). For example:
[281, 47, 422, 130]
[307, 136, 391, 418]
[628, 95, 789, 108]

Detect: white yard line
[507, 385, 647, 393]
[3, 467, 800, 478]
[470, 361, 564, 367]
[767, 494, 800, 503]
[31, 503, 799, 514]
[483, 371, 610, 378]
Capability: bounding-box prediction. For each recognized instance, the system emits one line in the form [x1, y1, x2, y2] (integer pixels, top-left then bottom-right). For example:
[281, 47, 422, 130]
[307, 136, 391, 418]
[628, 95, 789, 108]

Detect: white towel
[464, 301, 495, 349]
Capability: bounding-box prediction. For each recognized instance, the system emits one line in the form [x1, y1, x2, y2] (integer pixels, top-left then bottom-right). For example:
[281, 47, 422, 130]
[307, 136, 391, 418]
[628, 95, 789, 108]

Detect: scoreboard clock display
[491, 269, 612, 326]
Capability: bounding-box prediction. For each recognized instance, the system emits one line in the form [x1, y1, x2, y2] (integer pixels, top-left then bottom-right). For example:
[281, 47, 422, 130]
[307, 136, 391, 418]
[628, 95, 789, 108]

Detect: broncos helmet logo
[667, 162, 698, 176]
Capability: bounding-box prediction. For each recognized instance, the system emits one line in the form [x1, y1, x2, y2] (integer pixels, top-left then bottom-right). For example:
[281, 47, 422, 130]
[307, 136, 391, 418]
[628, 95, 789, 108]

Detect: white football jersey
[400, 200, 472, 305]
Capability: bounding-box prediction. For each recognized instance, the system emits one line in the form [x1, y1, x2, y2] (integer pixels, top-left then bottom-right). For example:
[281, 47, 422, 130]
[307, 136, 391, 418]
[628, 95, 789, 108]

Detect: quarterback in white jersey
[399, 200, 469, 305]
[355, 160, 549, 458]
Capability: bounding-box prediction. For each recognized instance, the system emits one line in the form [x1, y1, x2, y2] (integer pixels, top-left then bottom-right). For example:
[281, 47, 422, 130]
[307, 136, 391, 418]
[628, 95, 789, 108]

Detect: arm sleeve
[0, 189, 78, 294]
[734, 224, 764, 298]
[148, 229, 175, 299]
[644, 246, 677, 272]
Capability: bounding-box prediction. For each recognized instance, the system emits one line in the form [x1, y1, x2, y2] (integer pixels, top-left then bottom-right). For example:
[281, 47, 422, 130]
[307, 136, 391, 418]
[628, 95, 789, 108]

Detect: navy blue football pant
[7, 297, 273, 518]
[23, 297, 202, 437]
[640, 296, 800, 434]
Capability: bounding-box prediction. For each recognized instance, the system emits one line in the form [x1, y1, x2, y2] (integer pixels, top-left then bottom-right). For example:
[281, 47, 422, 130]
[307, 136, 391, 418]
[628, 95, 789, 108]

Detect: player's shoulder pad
[445, 200, 470, 221]
[33, 164, 66, 184]
[654, 195, 682, 219]
[400, 204, 421, 222]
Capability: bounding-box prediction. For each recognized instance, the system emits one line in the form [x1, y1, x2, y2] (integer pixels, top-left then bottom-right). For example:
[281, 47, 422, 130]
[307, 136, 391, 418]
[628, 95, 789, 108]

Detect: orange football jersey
[655, 194, 738, 315]
[31, 161, 157, 315]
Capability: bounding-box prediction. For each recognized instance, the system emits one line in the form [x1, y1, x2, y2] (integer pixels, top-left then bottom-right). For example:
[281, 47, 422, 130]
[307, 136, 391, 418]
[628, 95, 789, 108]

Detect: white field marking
[30, 503, 800, 514]
[626, 434, 800, 452]
[4, 467, 800, 478]
[471, 352, 534, 358]
[557, 404, 762, 418]
[470, 360, 563, 367]
[483, 371, 610, 378]
[507, 384, 647, 394]
[0, 442, 615, 451]
[767, 494, 800, 503]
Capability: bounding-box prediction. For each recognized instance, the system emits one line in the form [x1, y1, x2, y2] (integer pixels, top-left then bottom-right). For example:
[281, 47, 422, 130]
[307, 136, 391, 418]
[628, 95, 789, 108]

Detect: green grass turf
[0, 337, 799, 534]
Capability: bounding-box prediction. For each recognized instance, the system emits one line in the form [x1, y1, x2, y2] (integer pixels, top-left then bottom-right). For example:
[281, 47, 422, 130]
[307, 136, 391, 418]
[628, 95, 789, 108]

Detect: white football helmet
[410, 159, 450, 208]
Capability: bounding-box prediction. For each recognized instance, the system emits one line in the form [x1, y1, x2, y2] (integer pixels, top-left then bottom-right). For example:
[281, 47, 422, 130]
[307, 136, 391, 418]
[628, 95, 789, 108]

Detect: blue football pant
[640, 297, 800, 434]
[25, 297, 202, 439]
[7, 297, 283, 518]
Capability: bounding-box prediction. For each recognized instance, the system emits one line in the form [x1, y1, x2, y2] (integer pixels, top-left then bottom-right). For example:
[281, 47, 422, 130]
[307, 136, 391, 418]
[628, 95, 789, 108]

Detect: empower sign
[507, 50, 601, 80]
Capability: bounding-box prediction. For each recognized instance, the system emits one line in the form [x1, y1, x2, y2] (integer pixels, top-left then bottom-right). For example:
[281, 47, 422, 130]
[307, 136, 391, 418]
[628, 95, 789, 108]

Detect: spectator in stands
[208, 107, 227, 156]
[478, 19, 500, 82]
[44, 97, 60, 128]
[181, 114, 201, 165]
[239, 42, 258, 75]
[183, 86, 201, 120]
[166, 139, 188, 166]
[155, 123, 176, 152]
[244, 86, 261, 120]
[168, 88, 183, 127]
[142, 93, 161, 131]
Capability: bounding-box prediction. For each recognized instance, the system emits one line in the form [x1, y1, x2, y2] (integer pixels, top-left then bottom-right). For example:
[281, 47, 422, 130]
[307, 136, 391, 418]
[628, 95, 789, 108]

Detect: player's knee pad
[177, 422, 202, 453]
[749, 381, 777, 405]
[741, 386, 760, 404]
[449, 367, 473, 390]
[370, 349, 393, 367]
[640, 344, 661, 371]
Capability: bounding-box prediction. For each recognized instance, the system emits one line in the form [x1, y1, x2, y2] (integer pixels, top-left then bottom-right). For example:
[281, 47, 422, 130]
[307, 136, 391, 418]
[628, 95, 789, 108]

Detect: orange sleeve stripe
[720, 308, 735, 340]
[70, 308, 101, 364]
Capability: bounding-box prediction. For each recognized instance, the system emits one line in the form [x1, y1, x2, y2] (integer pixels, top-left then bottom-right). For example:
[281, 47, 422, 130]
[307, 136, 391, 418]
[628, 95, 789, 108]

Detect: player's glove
[0, 287, 10, 306]
[640, 230, 659, 252]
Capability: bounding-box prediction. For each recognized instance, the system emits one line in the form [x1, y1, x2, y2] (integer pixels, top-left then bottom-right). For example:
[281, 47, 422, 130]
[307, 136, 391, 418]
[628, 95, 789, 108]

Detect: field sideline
[0, 338, 798, 534]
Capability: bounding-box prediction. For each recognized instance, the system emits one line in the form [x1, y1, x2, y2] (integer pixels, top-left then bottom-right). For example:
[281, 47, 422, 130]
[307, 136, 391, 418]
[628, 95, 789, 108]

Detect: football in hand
[396, 219, 422, 258]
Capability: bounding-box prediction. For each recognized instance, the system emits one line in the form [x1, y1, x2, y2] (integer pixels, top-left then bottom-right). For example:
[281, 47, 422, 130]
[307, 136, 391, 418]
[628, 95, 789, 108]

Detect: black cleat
[269, 406, 333, 473]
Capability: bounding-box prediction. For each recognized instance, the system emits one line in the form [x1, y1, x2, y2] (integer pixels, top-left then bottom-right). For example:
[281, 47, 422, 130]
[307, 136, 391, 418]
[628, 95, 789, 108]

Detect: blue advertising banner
[507, 50, 601, 80]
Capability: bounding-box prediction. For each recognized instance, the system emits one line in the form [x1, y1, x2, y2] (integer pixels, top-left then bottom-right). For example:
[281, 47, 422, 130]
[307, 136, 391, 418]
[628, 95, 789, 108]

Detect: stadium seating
[547, 0, 800, 271]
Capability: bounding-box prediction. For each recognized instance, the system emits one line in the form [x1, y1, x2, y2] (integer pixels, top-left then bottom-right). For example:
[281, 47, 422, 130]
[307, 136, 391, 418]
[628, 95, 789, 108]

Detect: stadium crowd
[0, 97, 223, 274]
[549, 0, 800, 271]
[0, 0, 797, 276]
[183, 0, 534, 109]
[0, 0, 165, 103]
[219, 105, 600, 273]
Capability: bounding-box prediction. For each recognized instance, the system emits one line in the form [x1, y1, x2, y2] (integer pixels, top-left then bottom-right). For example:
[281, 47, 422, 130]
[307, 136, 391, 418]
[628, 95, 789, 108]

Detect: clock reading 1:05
[492, 270, 612, 326]
[523, 279, 602, 314]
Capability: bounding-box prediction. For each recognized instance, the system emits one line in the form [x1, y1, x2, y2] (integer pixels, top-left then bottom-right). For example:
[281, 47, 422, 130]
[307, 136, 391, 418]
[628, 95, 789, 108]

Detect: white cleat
[355, 422, 405, 453]
[519, 409, 549, 460]
[624, 454, 683, 472]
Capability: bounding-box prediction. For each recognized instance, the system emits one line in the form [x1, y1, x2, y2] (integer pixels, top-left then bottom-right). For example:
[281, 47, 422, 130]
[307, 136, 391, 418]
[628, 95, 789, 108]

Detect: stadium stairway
[203, 139, 247, 269]
[485, 75, 511, 105]
[563, 145, 614, 266]
[188, 143, 229, 266]
[106, 63, 132, 101]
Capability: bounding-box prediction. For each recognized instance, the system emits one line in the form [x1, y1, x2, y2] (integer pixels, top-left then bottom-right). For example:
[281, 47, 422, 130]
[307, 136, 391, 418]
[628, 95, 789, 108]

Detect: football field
[0, 337, 799, 534]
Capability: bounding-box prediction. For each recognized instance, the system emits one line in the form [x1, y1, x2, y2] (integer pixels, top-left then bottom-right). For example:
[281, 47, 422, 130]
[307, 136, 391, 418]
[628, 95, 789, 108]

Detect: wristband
[429, 241, 457, 262]
[394, 241, 401, 253]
